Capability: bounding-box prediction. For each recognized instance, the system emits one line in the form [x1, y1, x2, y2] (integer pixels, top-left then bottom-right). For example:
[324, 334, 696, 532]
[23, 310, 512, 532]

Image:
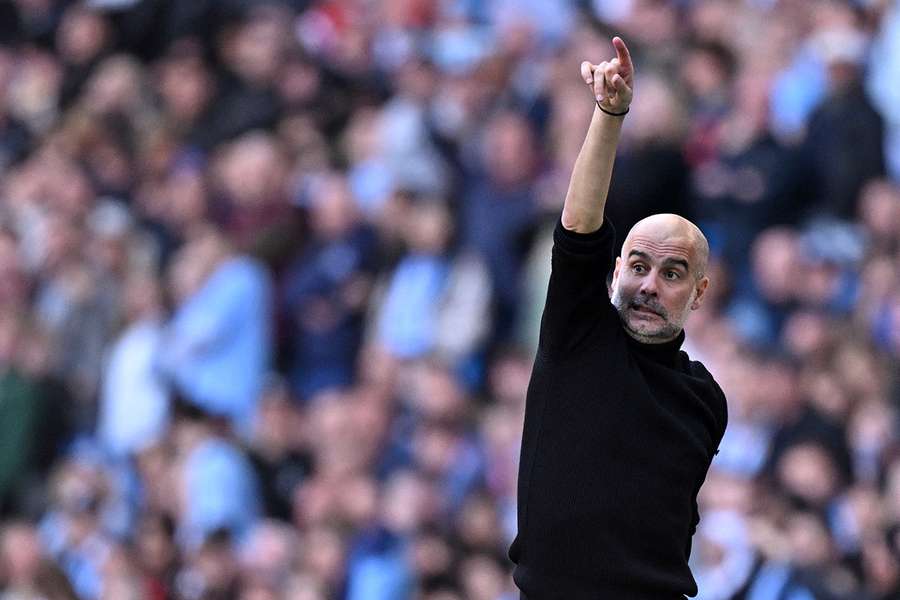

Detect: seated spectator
[97, 271, 169, 458]
[0, 313, 46, 518]
[162, 226, 272, 435]
[281, 173, 377, 399]
[170, 399, 261, 552]
[375, 199, 491, 366]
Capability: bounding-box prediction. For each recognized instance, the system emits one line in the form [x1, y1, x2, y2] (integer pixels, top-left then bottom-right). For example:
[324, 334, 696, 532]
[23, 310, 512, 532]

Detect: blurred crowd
[0, 0, 898, 599]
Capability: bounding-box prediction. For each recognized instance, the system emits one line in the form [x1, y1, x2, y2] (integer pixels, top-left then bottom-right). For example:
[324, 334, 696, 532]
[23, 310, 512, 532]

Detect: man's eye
[665, 271, 680, 280]
[633, 264, 646, 273]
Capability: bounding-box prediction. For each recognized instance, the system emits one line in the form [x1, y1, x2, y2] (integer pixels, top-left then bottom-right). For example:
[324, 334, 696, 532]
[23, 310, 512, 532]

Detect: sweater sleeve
[537, 217, 621, 360]
[685, 382, 729, 560]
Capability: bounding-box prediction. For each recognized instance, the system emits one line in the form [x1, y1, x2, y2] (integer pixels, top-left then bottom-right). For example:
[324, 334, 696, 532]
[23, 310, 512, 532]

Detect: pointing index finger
[612, 36, 633, 74]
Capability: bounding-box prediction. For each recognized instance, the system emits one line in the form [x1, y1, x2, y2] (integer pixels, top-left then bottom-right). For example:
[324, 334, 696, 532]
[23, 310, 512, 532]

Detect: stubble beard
[611, 287, 691, 344]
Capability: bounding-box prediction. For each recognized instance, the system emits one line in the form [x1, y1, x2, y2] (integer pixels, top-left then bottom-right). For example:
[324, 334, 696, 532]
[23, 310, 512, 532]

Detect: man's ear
[606, 257, 621, 296]
[690, 276, 710, 310]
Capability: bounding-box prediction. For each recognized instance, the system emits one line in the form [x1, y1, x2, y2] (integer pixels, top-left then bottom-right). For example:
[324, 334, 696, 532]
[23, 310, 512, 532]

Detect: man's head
[611, 214, 710, 344]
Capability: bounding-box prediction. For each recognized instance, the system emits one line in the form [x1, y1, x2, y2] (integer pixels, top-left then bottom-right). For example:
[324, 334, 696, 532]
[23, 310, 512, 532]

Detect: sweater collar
[625, 328, 686, 366]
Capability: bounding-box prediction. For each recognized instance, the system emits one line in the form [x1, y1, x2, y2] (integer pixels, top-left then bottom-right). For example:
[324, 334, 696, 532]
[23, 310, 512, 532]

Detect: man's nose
[639, 274, 659, 296]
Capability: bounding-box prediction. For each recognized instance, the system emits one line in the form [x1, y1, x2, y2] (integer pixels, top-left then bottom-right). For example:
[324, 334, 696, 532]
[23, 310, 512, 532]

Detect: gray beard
[617, 309, 682, 344]
[610, 290, 686, 344]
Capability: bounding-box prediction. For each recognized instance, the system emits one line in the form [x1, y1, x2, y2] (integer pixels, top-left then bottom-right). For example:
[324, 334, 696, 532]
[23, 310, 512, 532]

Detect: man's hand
[561, 36, 633, 232]
[580, 37, 634, 114]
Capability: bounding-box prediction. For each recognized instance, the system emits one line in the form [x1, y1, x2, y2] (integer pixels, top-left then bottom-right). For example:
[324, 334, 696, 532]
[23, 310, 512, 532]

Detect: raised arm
[561, 37, 634, 234]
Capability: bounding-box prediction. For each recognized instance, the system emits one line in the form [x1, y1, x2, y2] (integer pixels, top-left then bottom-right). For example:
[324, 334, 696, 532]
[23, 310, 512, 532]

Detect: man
[508, 37, 728, 599]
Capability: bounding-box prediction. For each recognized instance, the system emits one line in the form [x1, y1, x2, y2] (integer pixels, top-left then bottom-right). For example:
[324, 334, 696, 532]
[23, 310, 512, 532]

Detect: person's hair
[689, 40, 738, 80]
[34, 560, 80, 600]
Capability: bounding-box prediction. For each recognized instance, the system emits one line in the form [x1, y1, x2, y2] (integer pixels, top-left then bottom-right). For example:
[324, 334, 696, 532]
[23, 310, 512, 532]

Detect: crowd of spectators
[0, 0, 898, 599]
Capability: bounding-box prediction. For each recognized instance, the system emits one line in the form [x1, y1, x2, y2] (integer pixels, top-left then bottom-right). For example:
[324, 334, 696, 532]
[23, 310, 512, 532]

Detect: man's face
[611, 231, 708, 343]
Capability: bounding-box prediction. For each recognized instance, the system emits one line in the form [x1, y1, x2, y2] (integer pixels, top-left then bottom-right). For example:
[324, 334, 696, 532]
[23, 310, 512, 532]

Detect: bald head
[623, 214, 709, 280]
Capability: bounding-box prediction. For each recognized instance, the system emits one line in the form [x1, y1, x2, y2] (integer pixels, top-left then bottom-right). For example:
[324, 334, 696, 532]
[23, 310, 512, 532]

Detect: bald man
[508, 37, 728, 600]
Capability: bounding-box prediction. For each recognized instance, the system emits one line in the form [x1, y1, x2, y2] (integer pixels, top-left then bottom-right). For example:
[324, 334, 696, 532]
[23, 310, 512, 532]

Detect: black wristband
[595, 99, 629, 116]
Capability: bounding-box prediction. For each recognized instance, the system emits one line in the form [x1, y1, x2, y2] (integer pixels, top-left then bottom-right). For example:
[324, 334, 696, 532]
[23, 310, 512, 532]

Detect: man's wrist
[595, 99, 629, 116]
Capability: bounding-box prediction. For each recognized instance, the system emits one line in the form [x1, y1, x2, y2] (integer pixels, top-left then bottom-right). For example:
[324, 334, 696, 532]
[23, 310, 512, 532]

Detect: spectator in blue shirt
[170, 399, 261, 553]
[162, 226, 272, 436]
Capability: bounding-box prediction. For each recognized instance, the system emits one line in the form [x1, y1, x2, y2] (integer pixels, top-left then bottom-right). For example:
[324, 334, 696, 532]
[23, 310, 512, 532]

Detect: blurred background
[0, 0, 898, 599]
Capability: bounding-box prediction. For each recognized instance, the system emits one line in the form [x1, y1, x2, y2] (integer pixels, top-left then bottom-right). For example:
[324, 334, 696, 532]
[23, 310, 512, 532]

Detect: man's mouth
[631, 304, 661, 317]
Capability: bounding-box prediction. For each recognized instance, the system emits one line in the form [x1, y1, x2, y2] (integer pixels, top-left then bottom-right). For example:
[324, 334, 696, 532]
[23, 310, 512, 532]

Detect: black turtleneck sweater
[509, 218, 728, 599]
